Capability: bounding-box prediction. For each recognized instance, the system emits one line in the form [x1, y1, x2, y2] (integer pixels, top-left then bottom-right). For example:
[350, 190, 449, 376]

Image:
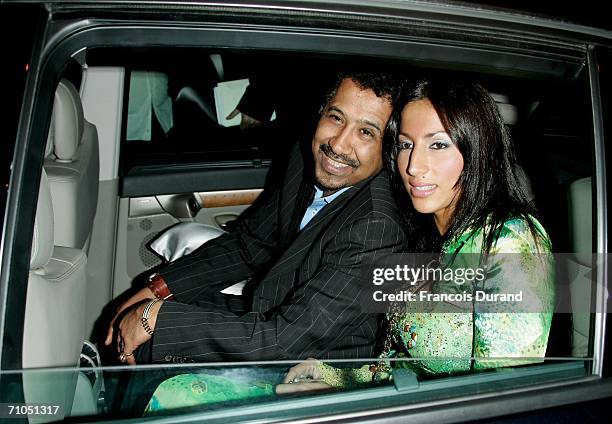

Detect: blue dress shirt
[299, 186, 352, 230]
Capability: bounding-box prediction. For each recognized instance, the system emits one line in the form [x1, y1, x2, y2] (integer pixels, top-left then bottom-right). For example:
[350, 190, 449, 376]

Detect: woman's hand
[275, 359, 332, 395]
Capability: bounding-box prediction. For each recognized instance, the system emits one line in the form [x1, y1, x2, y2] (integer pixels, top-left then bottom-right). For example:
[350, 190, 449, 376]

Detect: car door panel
[114, 167, 267, 297]
[121, 162, 269, 197]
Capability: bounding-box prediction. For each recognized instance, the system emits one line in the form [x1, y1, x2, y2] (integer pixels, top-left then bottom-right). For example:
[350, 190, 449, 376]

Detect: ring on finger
[124, 352, 134, 357]
[119, 352, 127, 362]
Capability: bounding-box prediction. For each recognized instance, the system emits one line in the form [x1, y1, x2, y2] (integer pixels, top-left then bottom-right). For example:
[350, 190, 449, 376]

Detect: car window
[0, 3, 608, 422]
[31, 49, 603, 420]
[106, 49, 331, 174]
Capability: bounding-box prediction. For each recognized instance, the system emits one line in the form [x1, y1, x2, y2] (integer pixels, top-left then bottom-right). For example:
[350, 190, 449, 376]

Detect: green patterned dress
[319, 216, 555, 386]
[145, 216, 555, 410]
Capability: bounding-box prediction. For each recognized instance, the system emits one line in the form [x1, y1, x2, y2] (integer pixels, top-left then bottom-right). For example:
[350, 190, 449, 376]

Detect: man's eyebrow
[360, 119, 383, 135]
[327, 106, 345, 115]
[327, 105, 383, 135]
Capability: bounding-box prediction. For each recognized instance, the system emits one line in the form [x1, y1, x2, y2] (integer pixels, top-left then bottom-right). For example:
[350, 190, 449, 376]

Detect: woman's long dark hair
[384, 77, 543, 254]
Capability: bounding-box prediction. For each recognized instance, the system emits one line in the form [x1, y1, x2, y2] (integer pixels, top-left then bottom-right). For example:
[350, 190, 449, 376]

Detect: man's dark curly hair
[319, 72, 402, 113]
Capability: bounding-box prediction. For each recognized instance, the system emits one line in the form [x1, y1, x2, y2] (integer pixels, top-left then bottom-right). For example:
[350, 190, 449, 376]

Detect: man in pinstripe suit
[108, 72, 408, 365]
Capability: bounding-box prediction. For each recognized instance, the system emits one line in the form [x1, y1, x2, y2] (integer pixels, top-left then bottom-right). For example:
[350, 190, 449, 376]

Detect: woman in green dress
[145, 77, 555, 410]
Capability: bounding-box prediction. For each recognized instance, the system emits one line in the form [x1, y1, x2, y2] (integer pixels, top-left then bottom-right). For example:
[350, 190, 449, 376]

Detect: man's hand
[104, 286, 155, 347]
[226, 109, 263, 129]
[275, 358, 332, 395]
[114, 299, 163, 365]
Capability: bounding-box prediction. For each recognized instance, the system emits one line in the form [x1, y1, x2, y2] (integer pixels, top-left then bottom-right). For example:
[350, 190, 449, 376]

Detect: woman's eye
[397, 141, 413, 150]
[430, 140, 450, 150]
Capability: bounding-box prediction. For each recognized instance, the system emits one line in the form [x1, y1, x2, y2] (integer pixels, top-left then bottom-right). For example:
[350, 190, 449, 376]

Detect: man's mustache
[319, 143, 360, 168]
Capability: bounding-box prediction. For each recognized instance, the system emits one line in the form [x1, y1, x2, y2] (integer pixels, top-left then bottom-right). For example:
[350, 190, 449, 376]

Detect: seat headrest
[30, 169, 54, 270]
[490, 92, 518, 125]
[46, 79, 84, 162]
[568, 177, 592, 265]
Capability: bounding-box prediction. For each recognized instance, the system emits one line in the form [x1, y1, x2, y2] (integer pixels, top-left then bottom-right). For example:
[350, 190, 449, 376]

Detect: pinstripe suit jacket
[152, 144, 408, 363]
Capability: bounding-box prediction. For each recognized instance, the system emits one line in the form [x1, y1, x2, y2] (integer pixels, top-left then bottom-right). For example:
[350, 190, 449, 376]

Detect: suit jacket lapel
[261, 174, 375, 285]
[284, 179, 314, 245]
[253, 172, 382, 311]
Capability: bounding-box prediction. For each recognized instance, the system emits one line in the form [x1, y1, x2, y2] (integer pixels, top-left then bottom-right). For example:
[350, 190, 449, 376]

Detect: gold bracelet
[141, 298, 161, 336]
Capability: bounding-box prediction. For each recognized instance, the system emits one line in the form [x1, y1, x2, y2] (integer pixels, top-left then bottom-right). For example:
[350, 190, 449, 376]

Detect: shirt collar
[313, 185, 352, 203]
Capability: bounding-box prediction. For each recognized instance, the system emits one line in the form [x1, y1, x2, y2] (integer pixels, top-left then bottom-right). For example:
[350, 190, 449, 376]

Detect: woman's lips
[410, 183, 437, 197]
[321, 153, 353, 176]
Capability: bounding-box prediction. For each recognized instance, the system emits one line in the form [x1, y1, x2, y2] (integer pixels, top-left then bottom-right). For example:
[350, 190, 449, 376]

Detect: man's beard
[315, 174, 347, 192]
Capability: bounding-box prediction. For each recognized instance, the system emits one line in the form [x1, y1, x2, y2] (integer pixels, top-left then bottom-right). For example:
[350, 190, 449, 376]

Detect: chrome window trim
[42, 22, 585, 79]
[278, 377, 612, 424]
[31, 0, 612, 41]
[587, 45, 609, 378]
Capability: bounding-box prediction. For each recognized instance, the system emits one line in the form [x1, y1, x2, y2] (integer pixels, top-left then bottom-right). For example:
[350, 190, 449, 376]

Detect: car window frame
[0, 1, 610, 420]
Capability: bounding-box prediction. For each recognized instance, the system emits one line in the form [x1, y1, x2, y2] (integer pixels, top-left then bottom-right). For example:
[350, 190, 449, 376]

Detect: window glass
[126, 70, 174, 142]
[0, 358, 590, 421]
[103, 49, 334, 173]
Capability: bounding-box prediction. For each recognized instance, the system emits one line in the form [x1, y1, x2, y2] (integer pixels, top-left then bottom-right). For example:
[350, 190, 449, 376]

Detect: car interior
[16, 46, 595, 420]
[1, 2, 604, 419]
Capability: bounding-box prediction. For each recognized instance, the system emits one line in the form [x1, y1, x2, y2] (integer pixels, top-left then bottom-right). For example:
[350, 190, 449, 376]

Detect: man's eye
[430, 141, 450, 150]
[328, 114, 342, 123]
[361, 128, 374, 138]
[397, 141, 413, 150]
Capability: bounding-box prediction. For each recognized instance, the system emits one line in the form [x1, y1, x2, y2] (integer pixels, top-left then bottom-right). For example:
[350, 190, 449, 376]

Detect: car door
[116, 130, 271, 295]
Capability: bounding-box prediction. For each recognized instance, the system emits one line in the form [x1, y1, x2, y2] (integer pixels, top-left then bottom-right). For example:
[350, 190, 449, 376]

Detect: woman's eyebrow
[399, 130, 448, 140]
[425, 131, 450, 138]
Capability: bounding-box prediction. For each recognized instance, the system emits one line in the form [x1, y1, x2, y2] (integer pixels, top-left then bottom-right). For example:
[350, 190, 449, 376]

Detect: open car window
[0, 1, 609, 422]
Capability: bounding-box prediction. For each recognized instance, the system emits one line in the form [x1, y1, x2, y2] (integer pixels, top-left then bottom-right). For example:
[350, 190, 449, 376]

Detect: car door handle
[215, 213, 238, 231]
[156, 193, 202, 219]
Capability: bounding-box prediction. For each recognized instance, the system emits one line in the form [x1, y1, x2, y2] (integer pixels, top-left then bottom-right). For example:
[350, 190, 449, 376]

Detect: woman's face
[396, 99, 464, 234]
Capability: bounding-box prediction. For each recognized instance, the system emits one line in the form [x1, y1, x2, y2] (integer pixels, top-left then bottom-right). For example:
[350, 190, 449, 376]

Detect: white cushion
[148, 222, 245, 295]
[149, 222, 224, 262]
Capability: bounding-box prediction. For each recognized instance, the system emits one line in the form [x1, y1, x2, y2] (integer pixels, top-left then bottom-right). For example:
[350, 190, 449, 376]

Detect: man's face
[312, 78, 392, 196]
